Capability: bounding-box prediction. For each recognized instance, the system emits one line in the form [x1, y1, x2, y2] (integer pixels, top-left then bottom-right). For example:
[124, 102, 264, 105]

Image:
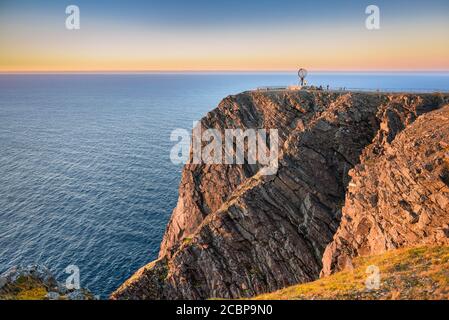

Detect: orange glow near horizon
[1, 12, 449, 73]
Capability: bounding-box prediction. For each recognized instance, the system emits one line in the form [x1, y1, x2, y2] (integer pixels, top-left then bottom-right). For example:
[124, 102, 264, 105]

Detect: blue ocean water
[0, 72, 448, 298]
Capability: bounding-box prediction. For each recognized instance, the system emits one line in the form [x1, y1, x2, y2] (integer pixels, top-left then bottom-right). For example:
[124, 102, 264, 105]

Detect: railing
[256, 86, 288, 91]
[254, 86, 449, 94]
[328, 87, 449, 93]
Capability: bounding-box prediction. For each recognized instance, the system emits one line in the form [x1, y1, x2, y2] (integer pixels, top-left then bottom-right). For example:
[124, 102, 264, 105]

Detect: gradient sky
[1, 0, 448, 72]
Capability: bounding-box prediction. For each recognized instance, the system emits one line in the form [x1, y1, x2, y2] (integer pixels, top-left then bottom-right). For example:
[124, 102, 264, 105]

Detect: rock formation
[0, 265, 95, 300]
[112, 90, 449, 300]
[321, 104, 449, 276]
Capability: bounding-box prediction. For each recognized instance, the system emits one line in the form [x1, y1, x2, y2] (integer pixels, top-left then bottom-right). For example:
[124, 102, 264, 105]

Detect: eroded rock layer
[112, 90, 449, 300]
[321, 104, 449, 276]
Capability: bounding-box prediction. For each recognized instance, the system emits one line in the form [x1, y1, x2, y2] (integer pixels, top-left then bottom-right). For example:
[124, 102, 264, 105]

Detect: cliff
[321, 104, 449, 276]
[112, 90, 449, 300]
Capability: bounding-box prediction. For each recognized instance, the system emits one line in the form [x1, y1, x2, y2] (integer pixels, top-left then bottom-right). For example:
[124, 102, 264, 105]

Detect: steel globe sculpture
[298, 68, 308, 86]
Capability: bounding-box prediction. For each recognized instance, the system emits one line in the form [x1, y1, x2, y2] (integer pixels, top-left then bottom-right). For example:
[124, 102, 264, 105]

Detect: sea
[1, 72, 448, 298]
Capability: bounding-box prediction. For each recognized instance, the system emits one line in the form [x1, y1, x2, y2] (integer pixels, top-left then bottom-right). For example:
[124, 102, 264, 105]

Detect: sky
[0, 0, 448, 72]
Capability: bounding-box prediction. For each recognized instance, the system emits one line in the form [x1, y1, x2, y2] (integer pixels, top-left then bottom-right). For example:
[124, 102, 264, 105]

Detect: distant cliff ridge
[112, 90, 449, 300]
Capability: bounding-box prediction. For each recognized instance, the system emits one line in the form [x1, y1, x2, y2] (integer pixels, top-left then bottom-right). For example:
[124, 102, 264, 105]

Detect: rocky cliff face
[321, 104, 449, 276]
[112, 90, 449, 300]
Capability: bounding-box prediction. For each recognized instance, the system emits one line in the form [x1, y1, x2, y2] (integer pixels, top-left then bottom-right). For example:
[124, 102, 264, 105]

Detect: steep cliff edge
[159, 91, 347, 258]
[321, 104, 449, 276]
[112, 90, 449, 300]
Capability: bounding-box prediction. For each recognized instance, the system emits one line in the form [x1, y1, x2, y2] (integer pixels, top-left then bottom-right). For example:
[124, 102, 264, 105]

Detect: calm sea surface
[1, 73, 448, 297]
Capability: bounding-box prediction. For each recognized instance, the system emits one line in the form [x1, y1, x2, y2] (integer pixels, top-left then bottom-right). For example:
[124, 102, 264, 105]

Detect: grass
[4, 246, 448, 300]
[251, 246, 449, 300]
[182, 237, 193, 245]
[0, 276, 49, 300]
[0, 275, 95, 300]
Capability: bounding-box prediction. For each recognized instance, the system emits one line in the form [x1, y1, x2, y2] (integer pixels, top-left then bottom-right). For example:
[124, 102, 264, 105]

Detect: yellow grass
[252, 246, 449, 300]
[0, 276, 49, 300]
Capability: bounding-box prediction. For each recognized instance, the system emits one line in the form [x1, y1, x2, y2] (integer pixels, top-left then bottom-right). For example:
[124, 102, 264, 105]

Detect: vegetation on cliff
[253, 246, 449, 300]
[0, 265, 95, 300]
